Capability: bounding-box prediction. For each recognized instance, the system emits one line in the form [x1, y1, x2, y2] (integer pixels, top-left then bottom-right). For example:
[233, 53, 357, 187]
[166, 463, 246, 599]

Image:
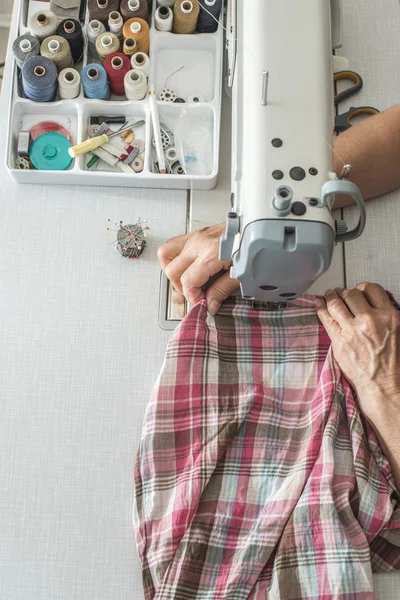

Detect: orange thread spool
[122, 18, 149, 55]
[173, 0, 200, 34]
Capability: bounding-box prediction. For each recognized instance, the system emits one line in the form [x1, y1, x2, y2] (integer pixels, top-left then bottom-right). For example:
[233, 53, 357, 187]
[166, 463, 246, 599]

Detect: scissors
[334, 70, 380, 133]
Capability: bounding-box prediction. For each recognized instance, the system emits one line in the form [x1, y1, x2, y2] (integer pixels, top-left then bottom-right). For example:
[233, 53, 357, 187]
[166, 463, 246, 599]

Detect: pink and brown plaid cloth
[134, 296, 400, 599]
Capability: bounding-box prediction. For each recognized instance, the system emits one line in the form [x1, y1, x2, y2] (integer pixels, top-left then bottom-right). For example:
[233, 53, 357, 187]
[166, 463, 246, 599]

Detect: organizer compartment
[5, 0, 224, 189]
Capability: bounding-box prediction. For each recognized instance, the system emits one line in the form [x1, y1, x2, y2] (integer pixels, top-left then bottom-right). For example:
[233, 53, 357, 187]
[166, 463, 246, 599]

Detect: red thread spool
[104, 52, 131, 96]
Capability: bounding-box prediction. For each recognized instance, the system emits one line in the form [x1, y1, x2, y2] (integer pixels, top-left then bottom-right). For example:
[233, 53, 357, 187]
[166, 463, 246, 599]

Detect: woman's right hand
[157, 222, 240, 315]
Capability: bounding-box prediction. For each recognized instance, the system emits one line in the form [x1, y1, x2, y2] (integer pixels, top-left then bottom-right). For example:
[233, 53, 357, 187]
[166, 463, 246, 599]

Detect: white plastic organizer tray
[4, 0, 224, 189]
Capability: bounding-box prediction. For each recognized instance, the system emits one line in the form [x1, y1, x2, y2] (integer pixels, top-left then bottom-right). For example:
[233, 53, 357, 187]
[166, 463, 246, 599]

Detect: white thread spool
[130, 52, 150, 78]
[58, 68, 81, 98]
[28, 11, 58, 41]
[87, 19, 106, 50]
[108, 11, 124, 39]
[155, 6, 173, 31]
[128, 0, 140, 11]
[124, 69, 147, 100]
[157, 0, 175, 7]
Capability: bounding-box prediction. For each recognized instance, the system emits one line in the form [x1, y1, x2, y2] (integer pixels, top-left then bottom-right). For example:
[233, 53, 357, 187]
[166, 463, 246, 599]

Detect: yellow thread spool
[95, 32, 120, 63]
[122, 18, 149, 55]
[173, 0, 200, 34]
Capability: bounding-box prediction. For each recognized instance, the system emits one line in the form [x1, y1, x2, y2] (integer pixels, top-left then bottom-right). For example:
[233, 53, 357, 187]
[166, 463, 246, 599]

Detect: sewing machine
[220, 0, 367, 308]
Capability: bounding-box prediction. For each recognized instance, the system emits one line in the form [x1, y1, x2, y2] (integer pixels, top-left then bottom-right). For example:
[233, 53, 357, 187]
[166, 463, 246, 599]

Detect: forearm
[334, 104, 400, 208]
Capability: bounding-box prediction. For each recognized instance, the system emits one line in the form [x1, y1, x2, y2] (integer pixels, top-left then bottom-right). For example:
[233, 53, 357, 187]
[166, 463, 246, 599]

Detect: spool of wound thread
[122, 18, 150, 55]
[130, 52, 149, 78]
[124, 69, 147, 100]
[56, 19, 84, 63]
[58, 67, 81, 98]
[155, 6, 173, 31]
[22, 56, 58, 102]
[122, 37, 137, 56]
[88, 0, 120, 24]
[120, 0, 148, 23]
[95, 32, 120, 63]
[87, 20, 106, 52]
[157, 0, 176, 7]
[108, 11, 124, 40]
[12, 34, 40, 68]
[104, 52, 131, 95]
[28, 11, 58, 42]
[81, 63, 110, 99]
[174, 0, 200, 33]
[197, 0, 222, 32]
[40, 36, 74, 73]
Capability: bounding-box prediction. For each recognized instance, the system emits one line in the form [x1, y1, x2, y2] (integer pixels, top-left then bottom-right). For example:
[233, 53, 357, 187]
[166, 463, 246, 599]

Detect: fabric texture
[134, 296, 400, 600]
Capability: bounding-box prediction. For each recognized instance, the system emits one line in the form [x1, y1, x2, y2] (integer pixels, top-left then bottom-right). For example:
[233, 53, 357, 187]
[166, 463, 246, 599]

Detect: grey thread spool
[28, 10, 58, 41]
[108, 11, 124, 40]
[40, 35, 74, 72]
[12, 34, 40, 68]
[155, 6, 173, 31]
[87, 19, 106, 52]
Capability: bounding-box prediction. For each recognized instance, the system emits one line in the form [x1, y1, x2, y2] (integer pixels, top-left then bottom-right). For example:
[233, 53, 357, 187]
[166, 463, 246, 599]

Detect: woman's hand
[157, 223, 240, 315]
[316, 283, 400, 423]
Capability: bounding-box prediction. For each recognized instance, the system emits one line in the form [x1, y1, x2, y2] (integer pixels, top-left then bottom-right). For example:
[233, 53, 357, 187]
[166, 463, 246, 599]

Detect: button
[309, 198, 319, 206]
[272, 170, 284, 180]
[289, 167, 306, 181]
[271, 138, 283, 148]
[291, 202, 306, 216]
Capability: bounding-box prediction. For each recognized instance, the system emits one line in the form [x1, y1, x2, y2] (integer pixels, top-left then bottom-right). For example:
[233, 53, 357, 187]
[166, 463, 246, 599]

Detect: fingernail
[208, 300, 221, 316]
[325, 289, 334, 296]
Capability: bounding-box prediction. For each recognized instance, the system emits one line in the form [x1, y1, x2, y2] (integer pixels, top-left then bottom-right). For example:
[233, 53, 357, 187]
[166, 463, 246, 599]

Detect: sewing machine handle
[322, 180, 366, 243]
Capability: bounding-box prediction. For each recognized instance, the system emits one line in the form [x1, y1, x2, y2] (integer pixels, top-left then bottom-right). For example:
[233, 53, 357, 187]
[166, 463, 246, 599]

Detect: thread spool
[122, 18, 149, 55]
[108, 11, 124, 40]
[130, 52, 150, 78]
[58, 67, 81, 98]
[56, 19, 84, 63]
[197, 0, 222, 33]
[155, 6, 173, 31]
[81, 63, 110, 99]
[22, 56, 58, 102]
[12, 34, 40, 68]
[28, 11, 58, 42]
[87, 20, 106, 51]
[95, 32, 120, 64]
[104, 52, 131, 95]
[157, 0, 175, 7]
[40, 35, 74, 73]
[120, 0, 149, 22]
[173, 0, 200, 33]
[88, 0, 120, 23]
[124, 69, 147, 100]
[122, 37, 137, 56]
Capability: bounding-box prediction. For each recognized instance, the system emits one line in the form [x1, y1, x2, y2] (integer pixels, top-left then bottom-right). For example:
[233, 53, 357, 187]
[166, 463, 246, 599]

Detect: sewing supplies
[159, 88, 176, 102]
[12, 34, 40, 68]
[122, 37, 137, 56]
[149, 83, 166, 174]
[56, 19, 84, 63]
[124, 69, 147, 100]
[81, 63, 110, 99]
[87, 20, 106, 51]
[30, 121, 73, 143]
[22, 56, 58, 102]
[29, 132, 73, 170]
[108, 11, 124, 40]
[165, 147, 185, 174]
[173, 0, 200, 34]
[95, 32, 120, 63]
[122, 18, 150, 54]
[174, 97, 185, 103]
[155, 6, 173, 31]
[90, 122, 140, 164]
[88, 0, 120, 23]
[130, 52, 150, 78]
[28, 11, 58, 42]
[104, 52, 131, 95]
[121, 129, 135, 143]
[90, 115, 126, 125]
[58, 67, 81, 98]
[40, 35, 74, 72]
[188, 91, 204, 103]
[15, 156, 32, 170]
[17, 131, 31, 157]
[108, 219, 149, 259]
[68, 121, 143, 158]
[157, 0, 175, 7]
[333, 71, 380, 133]
[132, 138, 145, 153]
[50, 0, 81, 20]
[120, 0, 149, 22]
[131, 156, 144, 172]
[197, 0, 222, 33]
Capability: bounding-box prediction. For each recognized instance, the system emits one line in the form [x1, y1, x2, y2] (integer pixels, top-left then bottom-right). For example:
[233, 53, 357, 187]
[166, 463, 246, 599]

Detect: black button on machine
[272, 170, 284, 180]
[271, 138, 283, 148]
[291, 202, 307, 216]
[289, 167, 306, 181]
[309, 198, 319, 206]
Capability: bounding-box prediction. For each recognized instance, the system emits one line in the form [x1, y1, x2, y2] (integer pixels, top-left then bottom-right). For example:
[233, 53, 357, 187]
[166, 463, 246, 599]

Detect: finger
[315, 298, 341, 338]
[157, 234, 189, 270]
[171, 288, 186, 318]
[205, 272, 240, 315]
[181, 250, 231, 305]
[335, 287, 372, 316]
[356, 282, 393, 309]
[324, 289, 354, 325]
[164, 253, 196, 295]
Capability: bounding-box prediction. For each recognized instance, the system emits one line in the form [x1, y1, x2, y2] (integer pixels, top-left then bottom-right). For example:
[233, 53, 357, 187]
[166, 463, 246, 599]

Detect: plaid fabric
[134, 296, 400, 600]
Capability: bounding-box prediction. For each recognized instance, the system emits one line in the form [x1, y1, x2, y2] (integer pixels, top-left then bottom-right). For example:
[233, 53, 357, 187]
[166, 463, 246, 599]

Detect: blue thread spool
[81, 63, 110, 100]
[22, 56, 58, 102]
[29, 132, 73, 170]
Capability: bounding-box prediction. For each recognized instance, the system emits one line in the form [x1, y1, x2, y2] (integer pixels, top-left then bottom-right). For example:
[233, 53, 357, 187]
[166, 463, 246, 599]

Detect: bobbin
[15, 156, 32, 170]
[159, 88, 176, 102]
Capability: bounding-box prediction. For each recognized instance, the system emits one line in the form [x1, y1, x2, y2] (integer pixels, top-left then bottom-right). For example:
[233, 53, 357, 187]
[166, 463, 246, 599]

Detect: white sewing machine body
[220, 0, 366, 306]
